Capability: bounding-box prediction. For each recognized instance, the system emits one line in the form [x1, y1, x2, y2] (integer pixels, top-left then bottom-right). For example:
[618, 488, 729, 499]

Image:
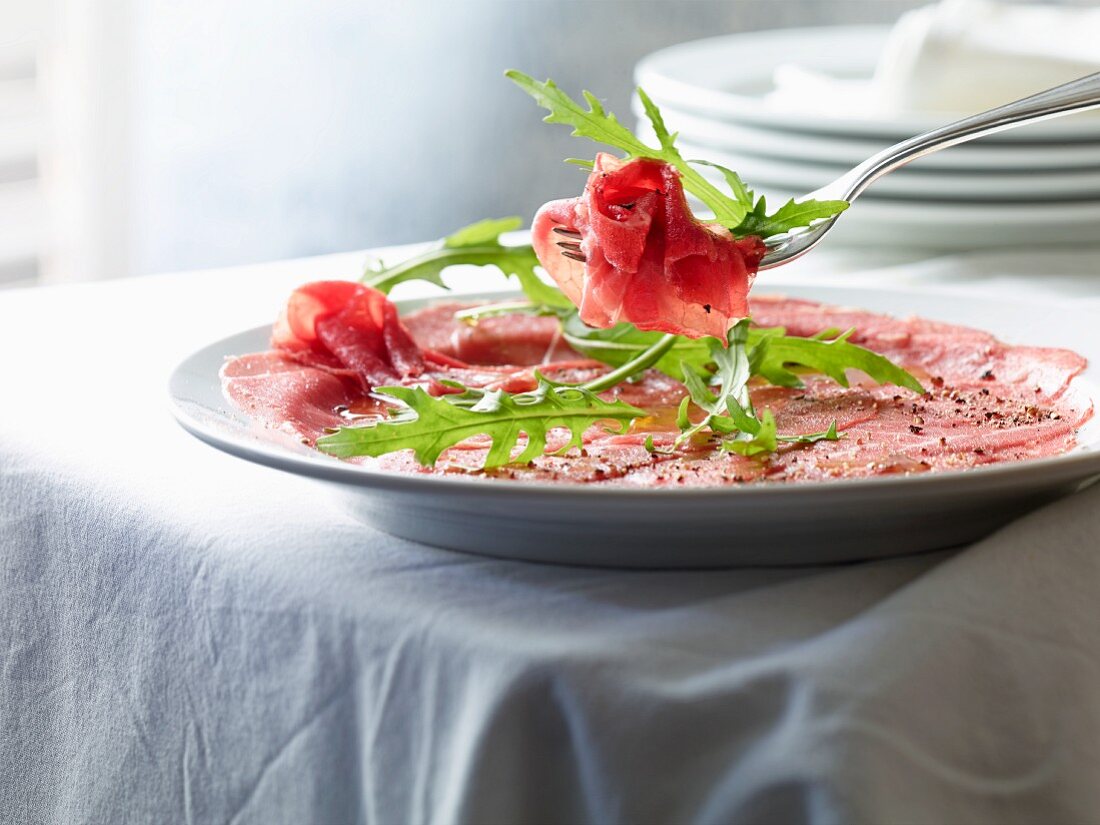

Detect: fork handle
[838, 71, 1100, 201]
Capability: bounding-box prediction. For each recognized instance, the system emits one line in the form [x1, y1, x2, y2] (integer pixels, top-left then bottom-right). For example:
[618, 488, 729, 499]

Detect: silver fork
[758, 71, 1100, 269]
[556, 73, 1100, 268]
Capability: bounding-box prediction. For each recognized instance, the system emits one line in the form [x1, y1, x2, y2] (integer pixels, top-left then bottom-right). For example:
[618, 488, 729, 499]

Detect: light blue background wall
[130, 0, 931, 274]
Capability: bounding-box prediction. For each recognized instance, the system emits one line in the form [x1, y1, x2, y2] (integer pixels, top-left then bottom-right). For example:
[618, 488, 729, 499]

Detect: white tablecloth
[3, 247, 1100, 824]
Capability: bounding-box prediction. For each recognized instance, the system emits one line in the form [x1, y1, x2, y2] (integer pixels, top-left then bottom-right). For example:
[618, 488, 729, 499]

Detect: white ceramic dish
[169, 283, 1100, 568]
[634, 100, 1100, 171]
[635, 25, 1100, 142]
[667, 137, 1100, 201]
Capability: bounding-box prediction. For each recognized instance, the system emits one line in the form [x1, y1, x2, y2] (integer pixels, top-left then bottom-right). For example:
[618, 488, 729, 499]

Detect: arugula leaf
[672, 318, 922, 454]
[675, 321, 844, 452]
[690, 160, 848, 237]
[506, 71, 750, 228]
[452, 301, 554, 324]
[750, 329, 925, 393]
[722, 405, 778, 456]
[362, 216, 571, 309]
[560, 313, 713, 381]
[316, 379, 643, 469]
[721, 406, 839, 456]
[676, 320, 754, 443]
[688, 159, 754, 210]
[733, 196, 849, 239]
[564, 309, 923, 396]
[563, 316, 920, 456]
[506, 71, 848, 238]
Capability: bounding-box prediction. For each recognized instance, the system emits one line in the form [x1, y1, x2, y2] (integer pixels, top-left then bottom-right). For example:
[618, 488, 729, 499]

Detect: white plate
[668, 137, 1100, 201]
[641, 101, 1100, 172]
[169, 284, 1100, 568]
[635, 25, 1100, 143]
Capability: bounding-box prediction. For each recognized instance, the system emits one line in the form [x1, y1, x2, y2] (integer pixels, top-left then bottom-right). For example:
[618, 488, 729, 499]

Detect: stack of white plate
[634, 25, 1100, 249]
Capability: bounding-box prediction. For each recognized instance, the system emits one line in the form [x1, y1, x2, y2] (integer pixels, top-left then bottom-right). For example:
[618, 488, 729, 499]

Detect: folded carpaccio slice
[221, 283, 1093, 486]
[530, 153, 766, 340]
[271, 280, 425, 389]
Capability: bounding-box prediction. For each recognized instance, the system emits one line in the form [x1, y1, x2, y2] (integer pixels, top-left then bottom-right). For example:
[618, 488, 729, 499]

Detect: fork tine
[560, 250, 587, 263]
[555, 241, 582, 252]
[553, 227, 582, 239]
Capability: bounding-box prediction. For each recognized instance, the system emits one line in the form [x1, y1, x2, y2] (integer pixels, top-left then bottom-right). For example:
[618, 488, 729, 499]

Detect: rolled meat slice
[272, 280, 425, 390]
[531, 153, 766, 340]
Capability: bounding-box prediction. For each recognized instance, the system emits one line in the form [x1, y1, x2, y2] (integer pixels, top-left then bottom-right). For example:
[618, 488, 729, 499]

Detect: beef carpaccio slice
[221, 297, 1093, 486]
[530, 153, 766, 340]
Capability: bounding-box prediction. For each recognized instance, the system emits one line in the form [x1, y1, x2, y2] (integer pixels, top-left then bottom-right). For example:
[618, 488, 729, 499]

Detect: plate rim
[169, 283, 1100, 502]
[632, 98, 1100, 170]
[674, 140, 1100, 202]
[634, 24, 1100, 142]
[672, 136, 1100, 185]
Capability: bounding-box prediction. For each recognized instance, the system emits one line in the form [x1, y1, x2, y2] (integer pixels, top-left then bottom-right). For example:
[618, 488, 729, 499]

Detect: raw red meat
[749, 294, 1087, 402]
[272, 281, 424, 390]
[221, 352, 359, 444]
[531, 153, 766, 340]
[223, 296, 1093, 486]
[401, 302, 576, 365]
